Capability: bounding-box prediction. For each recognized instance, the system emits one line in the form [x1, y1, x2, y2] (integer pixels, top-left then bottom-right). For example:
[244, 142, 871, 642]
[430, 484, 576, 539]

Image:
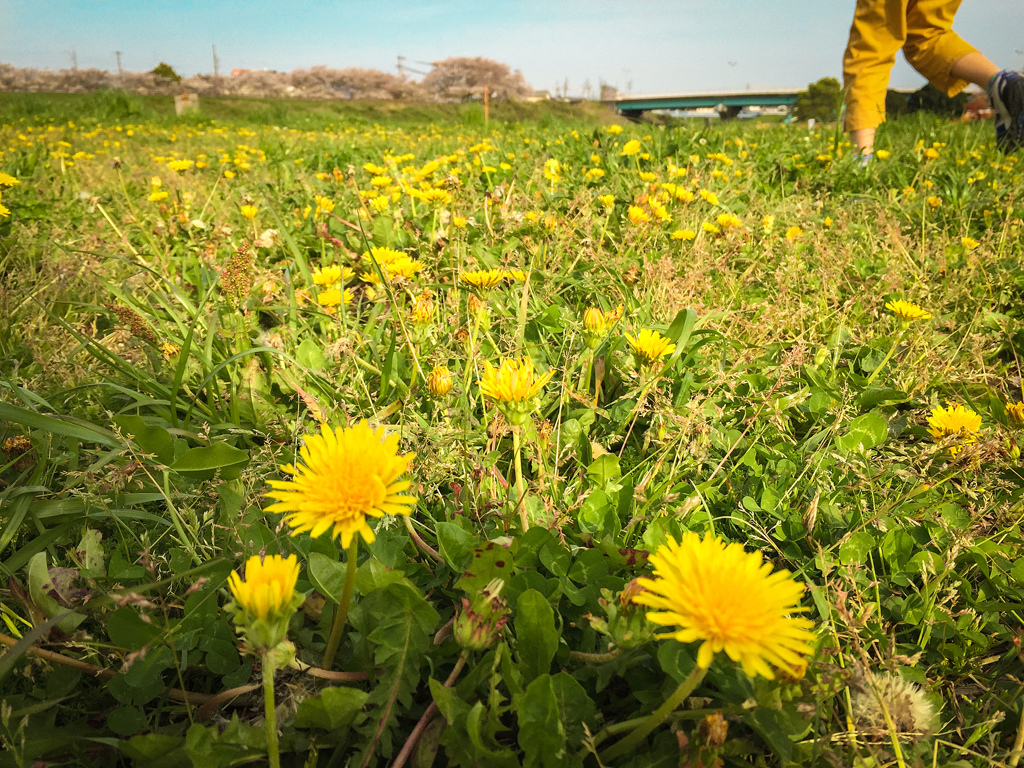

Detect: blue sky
[2, 0, 1022, 95]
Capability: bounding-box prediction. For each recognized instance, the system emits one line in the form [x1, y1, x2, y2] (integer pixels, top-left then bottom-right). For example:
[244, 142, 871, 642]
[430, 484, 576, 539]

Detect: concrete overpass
[611, 88, 803, 119]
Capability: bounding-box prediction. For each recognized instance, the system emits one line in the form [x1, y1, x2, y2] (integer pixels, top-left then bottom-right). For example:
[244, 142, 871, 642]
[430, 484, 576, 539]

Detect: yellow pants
[843, 0, 977, 131]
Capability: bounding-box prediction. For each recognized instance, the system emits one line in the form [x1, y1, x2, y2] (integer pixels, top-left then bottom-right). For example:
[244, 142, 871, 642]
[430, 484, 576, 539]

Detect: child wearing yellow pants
[843, 0, 1024, 157]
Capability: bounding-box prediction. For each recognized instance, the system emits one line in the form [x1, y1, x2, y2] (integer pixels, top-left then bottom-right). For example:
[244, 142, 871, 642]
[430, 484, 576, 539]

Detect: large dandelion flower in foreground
[266, 422, 416, 548]
[634, 533, 815, 679]
[625, 329, 676, 364]
[927, 403, 981, 456]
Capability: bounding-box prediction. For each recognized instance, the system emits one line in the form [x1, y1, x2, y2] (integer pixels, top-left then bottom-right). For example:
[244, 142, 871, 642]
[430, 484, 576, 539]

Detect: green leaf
[514, 589, 558, 684]
[107, 606, 163, 650]
[517, 674, 565, 767]
[307, 551, 349, 604]
[456, 541, 515, 595]
[549, 672, 597, 748]
[294, 686, 369, 730]
[578, 489, 611, 536]
[378, 325, 397, 404]
[170, 443, 250, 481]
[657, 640, 697, 683]
[296, 337, 326, 370]
[0, 399, 122, 448]
[108, 705, 148, 736]
[838, 531, 875, 565]
[76, 529, 105, 576]
[835, 412, 887, 453]
[435, 521, 480, 571]
[114, 415, 175, 465]
[586, 454, 621, 490]
[27, 552, 85, 633]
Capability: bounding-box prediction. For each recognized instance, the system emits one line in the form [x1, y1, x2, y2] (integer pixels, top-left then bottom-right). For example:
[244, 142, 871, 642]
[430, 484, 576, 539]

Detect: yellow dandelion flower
[240, 204, 258, 220]
[0, 172, 21, 187]
[583, 307, 610, 334]
[785, 226, 803, 243]
[927, 403, 981, 456]
[148, 190, 169, 202]
[312, 265, 346, 286]
[702, 221, 720, 234]
[923, 147, 939, 160]
[961, 236, 979, 250]
[167, 159, 194, 172]
[621, 139, 642, 157]
[428, 365, 453, 397]
[671, 229, 697, 241]
[884, 300, 931, 322]
[606, 125, 623, 135]
[927, 195, 942, 209]
[598, 194, 616, 210]
[698, 188, 719, 206]
[627, 205, 651, 225]
[411, 292, 435, 324]
[266, 422, 416, 548]
[316, 287, 354, 307]
[762, 214, 775, 233]
[421, 188, 452, 206]
[460, 268, 505, 290]
[160, 341, 180, 359]
[1006, 401, 1024, 425]
[479, 357, 553, 404]
[634, 533, 815, 679]
[876, 149, 890, 159]
[716, 212, 741, 230]
[228, 554, 300, 623]
[625, 328, 676, 364]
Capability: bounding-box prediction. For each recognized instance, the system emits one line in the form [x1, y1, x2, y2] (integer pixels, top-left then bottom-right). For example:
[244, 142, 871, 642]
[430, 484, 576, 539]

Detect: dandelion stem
[865, 326, 906, 386]
[1009, 696, 1024, 767]
[599, 664, 707, 762]
[322, 540, 358, 670]
[262, 650, 281, 768]
[512, 427, 528, 532]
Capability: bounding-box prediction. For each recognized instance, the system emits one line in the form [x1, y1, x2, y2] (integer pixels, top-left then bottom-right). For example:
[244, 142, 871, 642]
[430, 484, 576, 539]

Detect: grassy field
[1, 92, 1024, 768]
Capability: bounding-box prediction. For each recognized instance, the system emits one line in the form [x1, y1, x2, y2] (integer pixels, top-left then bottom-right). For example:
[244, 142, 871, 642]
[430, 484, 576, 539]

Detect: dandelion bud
[428, 365, 453, 398]
[583, 307, 608, 334]
[226, 554, 303, 653]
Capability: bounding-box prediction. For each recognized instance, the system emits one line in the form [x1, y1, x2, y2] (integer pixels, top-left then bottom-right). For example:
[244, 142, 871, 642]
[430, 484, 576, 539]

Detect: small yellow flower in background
[625, 328, 676, 364]
[627, 205, 651, 225]
[452, 215, 468, 227]
[1006, 401, 1024, 425]
[598, 194, 615, 210]
[479, 357, 553, 405]
[167, 159, 194, 172]
[428, 365, 453, 397]
[698, 188, 719, 206]
[961, 236, 980, 250]
[927, 195, 942, 209]
[606, 124, 623, 135]
[785, 226, 803, 243]
[460, 268, 505, 290]
[702, 221, 720, 235]
[316, 287, 354, 307]
[716, 212, 741, 230]
[671, 229, 697, 241]
[312, 265, 346, 286]
[927, 403, 982, 456]
[875, 149, 890, 159]
[228, 554, 300, 624]
[621, 139, 642, 157]
[503, 268, 527, 282]
[923, 147, 940, 160]
[160, 341, 180, 359]
[634, 532, 815, 679]
[267, 422, 416, 548]
[314, 195, 335, 217]
[224, 170, 236, 179]
[762, 215, 775, 234]
[149, 176, 162, 189]
[885, 300, 931, 322]
[422, 188, 452, 206]
[823, 216, 833, 228]
[241, 204, 258, 220]
[638, 171, 656, 182]
[148, 190, 169, 202]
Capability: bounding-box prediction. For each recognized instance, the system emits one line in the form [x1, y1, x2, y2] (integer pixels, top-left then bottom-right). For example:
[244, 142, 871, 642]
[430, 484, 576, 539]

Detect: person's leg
[904, 0, 1024, 151]
[903, 0, 978, 94]
[843, 0, 908, 156]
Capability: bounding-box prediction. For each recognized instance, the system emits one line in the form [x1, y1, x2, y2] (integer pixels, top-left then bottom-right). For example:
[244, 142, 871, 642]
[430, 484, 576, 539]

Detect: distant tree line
[793, 76, 972, 123]
[0, 57, 534, 102]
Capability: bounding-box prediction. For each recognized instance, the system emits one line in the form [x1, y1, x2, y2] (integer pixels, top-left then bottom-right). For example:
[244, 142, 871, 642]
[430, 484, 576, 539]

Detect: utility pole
[115, 50, 123, 75]
[70, 49, 78, 70]
[397, 55, 405, 78]
[212, 44, 219, 76]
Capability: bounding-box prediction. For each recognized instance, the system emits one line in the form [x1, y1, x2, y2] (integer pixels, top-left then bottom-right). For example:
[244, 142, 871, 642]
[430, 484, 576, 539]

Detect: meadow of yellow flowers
[2, 95, 1024, 767]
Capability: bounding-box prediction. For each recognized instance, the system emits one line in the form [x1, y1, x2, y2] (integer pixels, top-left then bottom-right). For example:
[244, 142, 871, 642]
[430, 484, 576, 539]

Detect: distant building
[231, 69, 250, 77]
